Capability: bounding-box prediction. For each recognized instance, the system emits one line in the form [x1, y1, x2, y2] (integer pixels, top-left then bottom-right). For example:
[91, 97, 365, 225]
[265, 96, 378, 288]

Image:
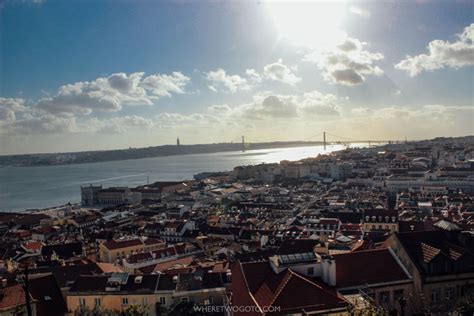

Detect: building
[81, 185, 102, 206]
[331, 163, 353, 181]
[231, 260, 350, 315]
[333, 248, 413, 314]
[67, 273, 167, 316]
[67, 272, 227, 315]
[385, 230, 474, 314]
[99, 237, 165, 263]
[362, 209, 399, 233]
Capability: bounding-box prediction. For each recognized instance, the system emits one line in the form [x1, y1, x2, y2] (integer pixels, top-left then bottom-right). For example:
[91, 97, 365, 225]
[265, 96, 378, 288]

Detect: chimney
[321, 255, 336, 286]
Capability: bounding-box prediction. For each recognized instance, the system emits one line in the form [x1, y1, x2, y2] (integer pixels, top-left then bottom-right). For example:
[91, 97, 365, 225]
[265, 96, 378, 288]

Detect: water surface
[0, 144, 353, 211]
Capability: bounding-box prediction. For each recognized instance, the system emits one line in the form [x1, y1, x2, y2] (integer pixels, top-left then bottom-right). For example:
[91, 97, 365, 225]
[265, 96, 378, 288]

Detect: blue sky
[0, 0, 473, 154]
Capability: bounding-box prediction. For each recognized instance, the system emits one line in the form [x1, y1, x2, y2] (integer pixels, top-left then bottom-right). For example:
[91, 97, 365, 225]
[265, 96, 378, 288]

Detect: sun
[265, 1, 347, 50]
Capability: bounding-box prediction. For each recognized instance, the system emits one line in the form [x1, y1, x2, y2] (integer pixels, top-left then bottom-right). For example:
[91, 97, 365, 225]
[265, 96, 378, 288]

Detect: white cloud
[37, 71, 190, 116]
[349, 6, 370, 18]
[226, 90, 341, 121]
[305, 37, 384, 86]
[245, 68, 262, 84]
[347, 104, 473, 138]
[206, 61, 301, 93]
[3, 114, 77, 135]
[37, 72, 149, 115]
[395, 23, 474, 76]
[205, 69, 251, 93]
[142, 72, 190, 97]
[0, 71, 191, 136]
[299, 91, 340, 116]
[92, 115, 157, 134]
[0, 98, 26, 123]
[208, 104, 232, 113]
[262, 60, 301, 85]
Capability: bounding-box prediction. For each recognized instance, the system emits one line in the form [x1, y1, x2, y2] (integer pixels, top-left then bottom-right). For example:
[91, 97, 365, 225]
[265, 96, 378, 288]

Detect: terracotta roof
[96, 263, 123, 273]
[23, 241, 43, 252]
[276, 239, 320, 255]
[334, 248, 411, 288]
[143, 237, 163, 245]
[102, 238, 142, 250]
[29, 274, 67, 316]
[139, 256, 194, 274]
[394, 230, 474, 275]
[420, 243, 441, 263]
[69, 274, 159, 293]
[236, 261, 349, 314]
[0, 284, 28, 312]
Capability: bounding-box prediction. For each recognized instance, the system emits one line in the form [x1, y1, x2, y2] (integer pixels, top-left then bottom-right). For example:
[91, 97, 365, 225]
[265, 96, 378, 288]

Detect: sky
[0, 0, 473, 155]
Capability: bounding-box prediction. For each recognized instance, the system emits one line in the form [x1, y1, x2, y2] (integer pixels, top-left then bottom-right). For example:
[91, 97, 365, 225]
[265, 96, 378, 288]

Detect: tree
[453, 292, 474, 315]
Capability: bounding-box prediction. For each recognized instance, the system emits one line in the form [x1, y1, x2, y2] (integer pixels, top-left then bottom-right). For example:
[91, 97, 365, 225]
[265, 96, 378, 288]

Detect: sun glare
[265, 1, 347, 49]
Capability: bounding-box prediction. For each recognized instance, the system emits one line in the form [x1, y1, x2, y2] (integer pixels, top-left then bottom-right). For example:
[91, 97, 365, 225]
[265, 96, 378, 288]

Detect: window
[122, 297, 129, 305]
[378, 291, 390, 304]
[181, 297, 189, 303]
[159, 297, 166, 305]
[307, 267, 314, 275]
[394, 289, 404, 302]
[446, 287, 455, 301]
[94, 298, 101, 307]
[79, 298, 86, 307]
[431, 289, 441, 302]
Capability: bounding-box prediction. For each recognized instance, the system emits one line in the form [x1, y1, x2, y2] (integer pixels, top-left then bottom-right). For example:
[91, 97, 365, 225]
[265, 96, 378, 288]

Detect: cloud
[92, 115, 157, 134]
[262, 60, 301, 85]
[0, 98, 26, 123]
[395, 23, 474, 76]
[245, 68, 263, 84]
[305, 37, 384, 86]
[349, 6, 370, 18]
[229, 90, 341, 121]
[348, 104, 474, 138]
[142, 72, 190, 97]
[298, 91, 340, 116]
[206, 61, 301, 93]
[208, 104, 232, 113]
[256, 95, 298, 118]
[4, 114, 77, 135]
[37, 71, 190, 116]
[0, 71, 191, 136]
[205, 69, 251, 93]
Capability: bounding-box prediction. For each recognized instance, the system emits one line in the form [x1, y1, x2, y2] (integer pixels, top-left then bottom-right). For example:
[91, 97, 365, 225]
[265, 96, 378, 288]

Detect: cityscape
[1, 1, 473, 316]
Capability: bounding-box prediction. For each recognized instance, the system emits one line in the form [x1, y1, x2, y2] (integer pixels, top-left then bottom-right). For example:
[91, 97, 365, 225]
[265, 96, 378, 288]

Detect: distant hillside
[0, 141, 324, 167]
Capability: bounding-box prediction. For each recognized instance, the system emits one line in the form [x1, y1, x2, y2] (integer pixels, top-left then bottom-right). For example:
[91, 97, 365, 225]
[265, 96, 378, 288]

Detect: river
[0, 144, 361, 211]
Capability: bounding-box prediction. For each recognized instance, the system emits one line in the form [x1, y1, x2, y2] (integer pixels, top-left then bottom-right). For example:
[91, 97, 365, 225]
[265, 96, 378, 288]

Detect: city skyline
[1, 0, 473, 155]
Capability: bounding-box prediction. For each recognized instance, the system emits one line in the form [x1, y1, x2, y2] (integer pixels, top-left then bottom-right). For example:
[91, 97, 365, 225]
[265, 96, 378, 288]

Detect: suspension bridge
[231, 132, 405, 152]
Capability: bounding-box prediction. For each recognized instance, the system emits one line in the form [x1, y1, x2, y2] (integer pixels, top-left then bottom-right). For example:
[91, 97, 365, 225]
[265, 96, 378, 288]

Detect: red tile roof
[0, 284, 29, 312]
[235, 261, 349, 314]
[334, 248, 410, 288]
[102, 238, 142, 250]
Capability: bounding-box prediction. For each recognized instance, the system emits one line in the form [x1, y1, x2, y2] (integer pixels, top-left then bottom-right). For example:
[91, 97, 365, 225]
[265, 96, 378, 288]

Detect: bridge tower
[323, 132, 326, 150]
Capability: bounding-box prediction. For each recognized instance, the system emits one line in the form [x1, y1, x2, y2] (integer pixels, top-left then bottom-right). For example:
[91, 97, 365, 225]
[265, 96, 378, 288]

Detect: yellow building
[66, 273, 173, 316]
[67, 272, 228, 315]
[362, 209, 399, 233]
[99, 237, 164, 263]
